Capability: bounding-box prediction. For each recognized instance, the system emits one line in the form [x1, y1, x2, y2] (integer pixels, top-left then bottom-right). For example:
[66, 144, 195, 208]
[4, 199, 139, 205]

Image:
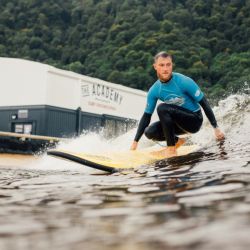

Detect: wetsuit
[134, 72, 218, 146]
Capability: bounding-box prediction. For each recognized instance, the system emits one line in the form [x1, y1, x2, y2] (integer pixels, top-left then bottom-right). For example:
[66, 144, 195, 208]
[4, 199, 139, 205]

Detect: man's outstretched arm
[199, 96, 225, 140]
[130, 112, 152, 150]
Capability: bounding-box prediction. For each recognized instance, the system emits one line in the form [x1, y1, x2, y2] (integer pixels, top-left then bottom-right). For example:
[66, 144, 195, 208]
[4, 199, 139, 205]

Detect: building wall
[45, 106, 77, 137]
[0, 58, 147, 120]
[0, 105, 136, 138]
[0, 58, 48, 106]
[0, 58, 147, 138]
[46, 70, 81, 110]
[80, 112, 103, 132]
[0, 108, 12, 131]
[0, 106, 48, 135]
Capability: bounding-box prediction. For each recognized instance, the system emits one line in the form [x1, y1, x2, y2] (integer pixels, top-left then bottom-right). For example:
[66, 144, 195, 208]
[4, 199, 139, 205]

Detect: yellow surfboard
[47, 145, 198, 173]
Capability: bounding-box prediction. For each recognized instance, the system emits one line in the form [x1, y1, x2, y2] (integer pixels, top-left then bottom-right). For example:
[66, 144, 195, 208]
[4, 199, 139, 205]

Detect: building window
[13, 123, 33, 134]
[18, 109, 28, 119]
[14, 124, 24, 133]
[24, 124, 32, 134]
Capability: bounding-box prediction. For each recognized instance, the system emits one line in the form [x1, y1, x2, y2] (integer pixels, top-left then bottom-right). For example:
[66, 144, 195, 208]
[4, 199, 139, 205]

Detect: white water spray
[32, 93, 249, 170]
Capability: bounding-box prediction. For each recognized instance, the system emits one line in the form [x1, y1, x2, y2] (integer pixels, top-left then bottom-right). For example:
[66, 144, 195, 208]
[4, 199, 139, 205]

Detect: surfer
[130, 51, 225, 157]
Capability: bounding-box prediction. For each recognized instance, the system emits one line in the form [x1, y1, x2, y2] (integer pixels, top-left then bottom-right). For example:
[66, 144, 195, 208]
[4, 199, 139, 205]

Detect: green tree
[0, 0, 249, 99]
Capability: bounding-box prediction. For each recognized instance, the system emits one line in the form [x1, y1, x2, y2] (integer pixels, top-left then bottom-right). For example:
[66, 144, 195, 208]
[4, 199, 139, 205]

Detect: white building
[0, 58, 147, 138]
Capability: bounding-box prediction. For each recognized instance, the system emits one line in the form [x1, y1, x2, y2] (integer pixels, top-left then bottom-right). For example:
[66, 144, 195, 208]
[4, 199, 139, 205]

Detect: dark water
[0, 94, 249, 250]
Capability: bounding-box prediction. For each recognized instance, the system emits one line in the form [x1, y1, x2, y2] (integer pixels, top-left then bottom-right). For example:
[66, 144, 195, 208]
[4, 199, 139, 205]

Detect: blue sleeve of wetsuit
[183, 77, 204, 102]
[144, 84, 158, 114]
[199, 96, 218, 128]
[134, 112, 152, 142]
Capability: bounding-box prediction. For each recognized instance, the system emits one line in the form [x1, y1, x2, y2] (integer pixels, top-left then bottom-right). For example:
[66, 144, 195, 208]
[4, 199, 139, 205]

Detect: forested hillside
[0, 0, 249, 98]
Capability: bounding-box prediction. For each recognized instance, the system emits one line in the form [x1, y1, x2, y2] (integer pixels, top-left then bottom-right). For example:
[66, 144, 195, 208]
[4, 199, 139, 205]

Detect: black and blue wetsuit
[134, 72, 218, 146]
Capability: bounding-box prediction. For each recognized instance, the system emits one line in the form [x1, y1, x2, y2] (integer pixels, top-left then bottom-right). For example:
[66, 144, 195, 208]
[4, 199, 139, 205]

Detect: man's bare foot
[151, 146, 177, 158]
[176, 138, 186, 148]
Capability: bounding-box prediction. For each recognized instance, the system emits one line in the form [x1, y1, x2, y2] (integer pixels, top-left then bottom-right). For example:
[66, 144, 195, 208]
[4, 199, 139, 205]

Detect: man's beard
[158, 72, 172, 82]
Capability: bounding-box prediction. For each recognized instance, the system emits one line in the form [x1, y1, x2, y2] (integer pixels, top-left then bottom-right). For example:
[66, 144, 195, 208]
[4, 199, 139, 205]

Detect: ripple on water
[0, 129, 250, 250]
[82, 203, 181, 218]
[176, 183, 244, 197]
[127, 186, 160, 193]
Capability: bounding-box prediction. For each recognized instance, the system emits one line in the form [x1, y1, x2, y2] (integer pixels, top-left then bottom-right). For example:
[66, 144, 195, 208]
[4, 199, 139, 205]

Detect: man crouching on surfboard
[130, 51, 225, 157]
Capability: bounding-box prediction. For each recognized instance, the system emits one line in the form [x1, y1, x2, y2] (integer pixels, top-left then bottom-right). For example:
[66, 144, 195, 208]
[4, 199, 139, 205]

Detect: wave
[54, 93, 249, 154]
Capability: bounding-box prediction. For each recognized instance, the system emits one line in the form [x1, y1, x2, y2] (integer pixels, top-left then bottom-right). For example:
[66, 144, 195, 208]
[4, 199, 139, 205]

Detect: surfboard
[47, 145, 198, 173]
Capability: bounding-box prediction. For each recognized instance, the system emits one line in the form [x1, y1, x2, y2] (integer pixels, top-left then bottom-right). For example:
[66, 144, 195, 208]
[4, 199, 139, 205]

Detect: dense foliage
[0, 0, 249, 98]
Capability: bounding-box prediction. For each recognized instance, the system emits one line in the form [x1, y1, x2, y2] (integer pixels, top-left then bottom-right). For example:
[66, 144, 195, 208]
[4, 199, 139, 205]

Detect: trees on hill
[0, 0, 249, 99]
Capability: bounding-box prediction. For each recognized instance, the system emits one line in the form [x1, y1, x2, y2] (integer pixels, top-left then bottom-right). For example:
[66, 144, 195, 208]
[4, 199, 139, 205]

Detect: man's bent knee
[144, 127, 151, 139]
[156, 103, 166, 116]
[157, 103, 176, 116]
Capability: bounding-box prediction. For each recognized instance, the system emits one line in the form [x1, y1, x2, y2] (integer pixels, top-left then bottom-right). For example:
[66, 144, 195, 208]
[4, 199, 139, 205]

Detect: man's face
[153, 56, 173, 82]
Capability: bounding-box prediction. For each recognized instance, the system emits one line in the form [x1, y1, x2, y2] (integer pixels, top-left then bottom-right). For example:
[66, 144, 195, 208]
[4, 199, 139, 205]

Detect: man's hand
[214, 127, 225, 140]
[130, 141, 138, 150]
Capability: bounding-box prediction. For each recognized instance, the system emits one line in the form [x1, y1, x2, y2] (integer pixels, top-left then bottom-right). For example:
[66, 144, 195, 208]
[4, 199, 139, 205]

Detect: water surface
[0, 94, 249, 250]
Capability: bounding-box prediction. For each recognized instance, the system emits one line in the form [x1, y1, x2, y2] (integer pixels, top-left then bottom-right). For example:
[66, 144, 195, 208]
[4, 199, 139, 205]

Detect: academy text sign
[80, 81, 124, 114]
[80, 80, 146, 119]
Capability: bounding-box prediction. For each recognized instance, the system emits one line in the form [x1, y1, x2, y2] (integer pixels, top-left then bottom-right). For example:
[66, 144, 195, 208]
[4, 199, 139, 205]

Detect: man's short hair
[154, 51, 173, 63]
